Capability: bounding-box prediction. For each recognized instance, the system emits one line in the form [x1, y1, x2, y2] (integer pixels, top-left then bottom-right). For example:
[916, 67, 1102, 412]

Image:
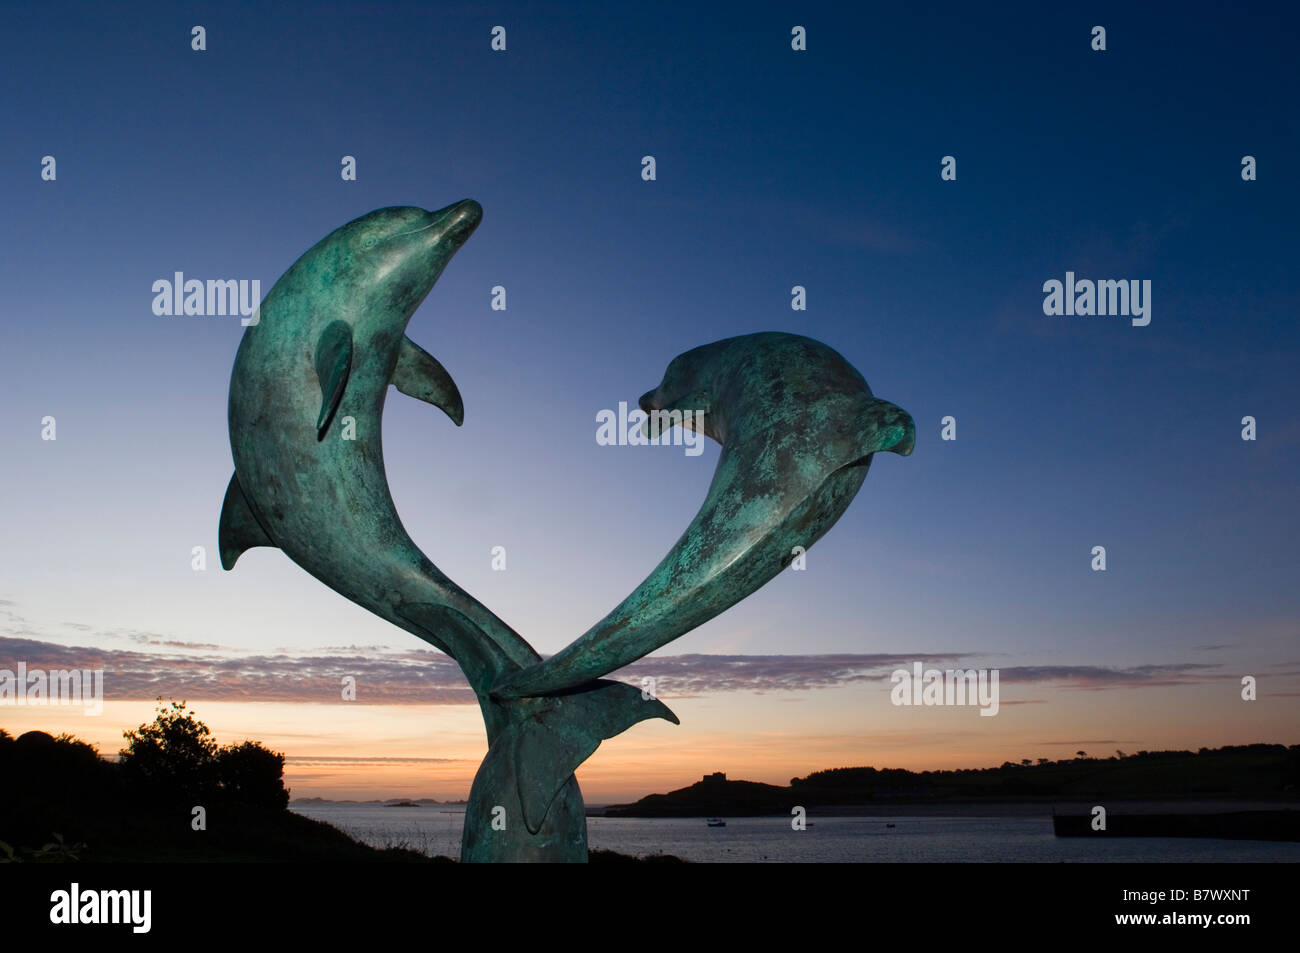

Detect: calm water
[290, 803, 1300, 862]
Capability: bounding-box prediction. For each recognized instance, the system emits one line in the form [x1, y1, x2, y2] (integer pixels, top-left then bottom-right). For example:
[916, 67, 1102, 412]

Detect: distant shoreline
[291, 797, 1299, 819]
[589, 798, 1299, 819]
[292, 797, 467, 806]
[291, 743, 1300, 818]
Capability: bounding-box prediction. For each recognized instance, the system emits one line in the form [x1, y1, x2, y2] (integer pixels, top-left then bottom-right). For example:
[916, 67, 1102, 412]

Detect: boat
[706, 818, 726, 827]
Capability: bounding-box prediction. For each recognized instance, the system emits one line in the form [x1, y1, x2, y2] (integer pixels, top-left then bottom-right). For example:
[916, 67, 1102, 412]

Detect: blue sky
[1, 2, 1296, 795]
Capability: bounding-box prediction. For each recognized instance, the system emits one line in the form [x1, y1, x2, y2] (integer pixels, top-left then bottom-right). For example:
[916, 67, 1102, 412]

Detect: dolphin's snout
[867, 399, 915, 457]
[450, 198, 482, 230]
[637, 390, 661, 439]
[431, 199, 482, 244]
[892, 415, 916, 456]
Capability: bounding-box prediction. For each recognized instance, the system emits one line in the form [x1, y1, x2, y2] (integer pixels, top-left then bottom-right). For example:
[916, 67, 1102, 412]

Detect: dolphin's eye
[360, 233, 379, 250]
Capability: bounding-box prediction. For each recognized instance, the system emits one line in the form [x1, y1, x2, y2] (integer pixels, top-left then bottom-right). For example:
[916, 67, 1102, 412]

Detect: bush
[118, 699, 289, 809]
[119, 700, 219, 804]
[217, 740, 290, 809]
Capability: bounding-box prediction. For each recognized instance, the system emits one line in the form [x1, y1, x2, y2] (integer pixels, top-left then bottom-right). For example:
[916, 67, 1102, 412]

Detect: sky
[1, 1, 1297, 802]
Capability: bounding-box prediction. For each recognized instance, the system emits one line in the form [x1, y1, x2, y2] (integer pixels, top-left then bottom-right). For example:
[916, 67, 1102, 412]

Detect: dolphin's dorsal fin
[218, 472, 277, 569]
[392, 336, 464, 426]
[315, 320, 353, 440]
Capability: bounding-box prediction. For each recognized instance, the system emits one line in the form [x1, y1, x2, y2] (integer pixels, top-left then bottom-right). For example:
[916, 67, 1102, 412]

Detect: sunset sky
[1, 3, 1297, 802]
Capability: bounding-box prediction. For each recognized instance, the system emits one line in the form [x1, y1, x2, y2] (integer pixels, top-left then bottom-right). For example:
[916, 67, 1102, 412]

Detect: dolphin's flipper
[315, 320, 354, 440]
[218, 472, 277, 569]
[504, 681, 677, 834]
[392, 336, 464, 427]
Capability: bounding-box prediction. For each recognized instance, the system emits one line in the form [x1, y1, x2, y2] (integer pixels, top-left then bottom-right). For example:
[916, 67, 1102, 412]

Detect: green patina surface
[220, 203, 914, 863]
[493, 332, 915, 699]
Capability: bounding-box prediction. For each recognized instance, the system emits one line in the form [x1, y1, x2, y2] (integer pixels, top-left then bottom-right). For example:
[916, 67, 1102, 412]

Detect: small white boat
[706, 817, 726, 827]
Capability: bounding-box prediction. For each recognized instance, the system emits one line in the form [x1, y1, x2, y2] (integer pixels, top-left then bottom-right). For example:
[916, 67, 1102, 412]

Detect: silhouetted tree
[118, 699, 290, 810]
[119, 700, 219, 804]
[216, 740, 290, 809]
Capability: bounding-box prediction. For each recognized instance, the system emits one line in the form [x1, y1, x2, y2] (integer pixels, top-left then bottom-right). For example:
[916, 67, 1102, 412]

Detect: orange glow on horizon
[3, 680, 1297, 802]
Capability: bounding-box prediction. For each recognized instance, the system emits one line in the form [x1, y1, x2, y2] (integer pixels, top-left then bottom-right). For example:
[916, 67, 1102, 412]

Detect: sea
[290, 802, 1300, 862]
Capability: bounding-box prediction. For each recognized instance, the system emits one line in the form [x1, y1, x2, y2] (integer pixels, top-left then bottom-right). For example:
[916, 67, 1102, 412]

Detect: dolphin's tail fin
[395, 603, 677, 837]
[477, 680, 678, 837]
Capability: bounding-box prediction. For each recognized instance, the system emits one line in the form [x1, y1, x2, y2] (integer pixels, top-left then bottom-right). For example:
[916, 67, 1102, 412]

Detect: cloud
[0, 635, 1258, 705]
[1035, 740, 1136, 746]
[0, 635, 474, 705]
[0, 601, 231, 652]
[994, 663, 1227, 689]
[105, 634, 225, 650]
[0, 638, 981, 704]
[622, 652, 975, 695]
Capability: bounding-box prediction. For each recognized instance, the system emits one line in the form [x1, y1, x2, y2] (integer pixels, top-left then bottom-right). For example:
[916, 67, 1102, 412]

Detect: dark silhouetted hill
[606, 744, 1300, 816]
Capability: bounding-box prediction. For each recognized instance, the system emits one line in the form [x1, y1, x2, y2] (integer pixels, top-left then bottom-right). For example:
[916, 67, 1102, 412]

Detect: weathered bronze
[494, 332, 915, 699]
[220, 202, 913, 862]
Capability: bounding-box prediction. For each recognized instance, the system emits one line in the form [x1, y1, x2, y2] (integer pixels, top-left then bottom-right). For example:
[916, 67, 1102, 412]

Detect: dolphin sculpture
[493, 331, 916, 699]
[219, 202, 675, 861]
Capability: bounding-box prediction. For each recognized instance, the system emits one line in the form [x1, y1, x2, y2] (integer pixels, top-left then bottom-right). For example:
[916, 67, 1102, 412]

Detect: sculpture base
[460, 764, 588, 862]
